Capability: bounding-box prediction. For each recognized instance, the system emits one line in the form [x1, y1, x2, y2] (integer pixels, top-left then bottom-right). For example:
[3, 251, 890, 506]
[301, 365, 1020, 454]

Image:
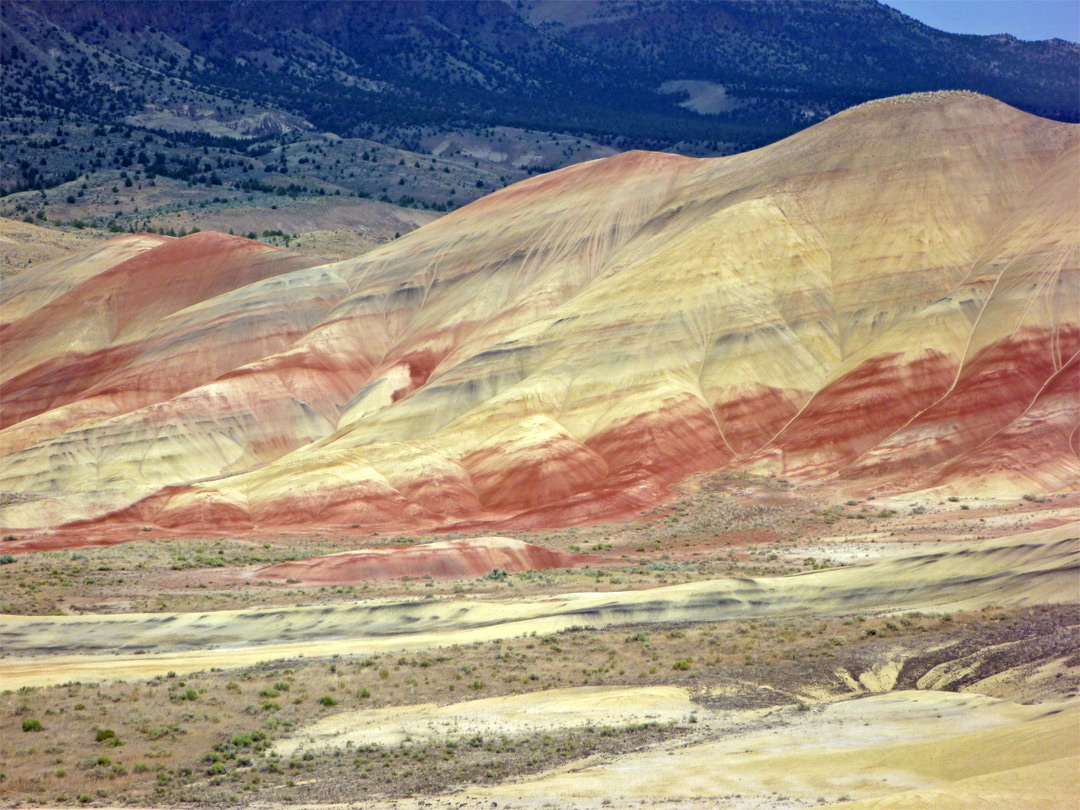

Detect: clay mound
[249, 536, 588, 584]
[0, 92, 1076, 538]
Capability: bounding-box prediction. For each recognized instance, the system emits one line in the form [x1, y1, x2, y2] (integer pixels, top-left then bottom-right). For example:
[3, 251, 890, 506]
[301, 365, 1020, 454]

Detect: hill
[0, 92, 1076, 537]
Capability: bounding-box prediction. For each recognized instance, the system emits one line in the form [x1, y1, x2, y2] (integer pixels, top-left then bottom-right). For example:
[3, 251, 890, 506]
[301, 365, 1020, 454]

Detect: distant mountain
[1, 1, 1076, 244]
[2, 0, 1077, 151]
[2, 93, 1075, 536]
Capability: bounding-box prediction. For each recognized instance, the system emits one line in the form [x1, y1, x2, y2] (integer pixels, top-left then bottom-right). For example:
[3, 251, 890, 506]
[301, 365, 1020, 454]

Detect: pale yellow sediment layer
[274, 684, 694, 757]
[471, 692, 1078, 809]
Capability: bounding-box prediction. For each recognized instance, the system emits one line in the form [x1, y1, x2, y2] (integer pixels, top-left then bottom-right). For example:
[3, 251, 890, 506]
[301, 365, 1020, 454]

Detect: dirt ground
[0, 481, 1076, 809]
[0, 216, 112, 275]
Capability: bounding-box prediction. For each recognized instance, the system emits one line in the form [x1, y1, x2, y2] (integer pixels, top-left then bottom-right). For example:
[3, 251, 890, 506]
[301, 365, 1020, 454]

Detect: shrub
[672, 660, 691, 671]
[0, 555, 15, 564]
[317, 696, 337, 707]
[22, 719, 43, 732]
[95, 729, 115, 742]
[358, 688, 371, 699]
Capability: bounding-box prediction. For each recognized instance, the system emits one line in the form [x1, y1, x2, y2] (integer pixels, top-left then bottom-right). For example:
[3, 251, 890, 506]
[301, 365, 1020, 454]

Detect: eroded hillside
[0, 92, 1077, 541]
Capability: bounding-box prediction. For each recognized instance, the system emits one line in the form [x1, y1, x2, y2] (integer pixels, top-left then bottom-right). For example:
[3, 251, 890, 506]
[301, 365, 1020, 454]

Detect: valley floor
[0, 490, 1077, 809]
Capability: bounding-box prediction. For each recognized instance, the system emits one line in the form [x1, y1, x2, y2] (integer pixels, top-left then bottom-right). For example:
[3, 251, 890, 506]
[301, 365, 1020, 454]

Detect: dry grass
[3, 604, 1076, 805]
[1, 476, 1075, 805]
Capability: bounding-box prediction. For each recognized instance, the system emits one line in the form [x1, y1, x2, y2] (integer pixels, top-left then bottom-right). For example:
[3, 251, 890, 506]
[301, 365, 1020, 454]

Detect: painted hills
[1, 92, 1077, 538]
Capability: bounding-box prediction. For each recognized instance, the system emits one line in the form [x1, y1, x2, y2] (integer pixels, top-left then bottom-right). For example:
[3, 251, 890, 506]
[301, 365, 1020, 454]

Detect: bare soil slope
[0, 216, 110, 276]
[1, 93, 1076, 540]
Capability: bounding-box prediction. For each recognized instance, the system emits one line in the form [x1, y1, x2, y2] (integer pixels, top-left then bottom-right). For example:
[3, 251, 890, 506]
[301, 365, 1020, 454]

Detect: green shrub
[317, 696, 337, 707]
[22, 719, 43, 732]
[672, 660, 691, 671]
